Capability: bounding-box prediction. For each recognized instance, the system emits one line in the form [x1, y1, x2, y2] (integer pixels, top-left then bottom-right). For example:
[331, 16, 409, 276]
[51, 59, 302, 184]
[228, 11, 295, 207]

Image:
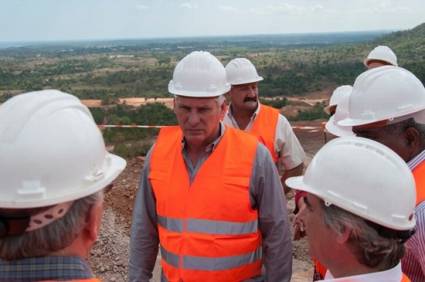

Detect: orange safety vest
[402, 273, 411, 282]
[250, 104, 280, 163]
[412, 160, 425, 205]
[313, 258, 327, 279]
[149, 126, 262, 282]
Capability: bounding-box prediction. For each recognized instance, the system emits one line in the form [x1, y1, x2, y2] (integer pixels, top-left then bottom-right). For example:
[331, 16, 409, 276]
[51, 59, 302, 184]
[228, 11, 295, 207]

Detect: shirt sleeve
[403, 202, 425, 280]
[129, 146, 159, 282]
[275, 114, 305, 170]
[250, 143, 292, 282]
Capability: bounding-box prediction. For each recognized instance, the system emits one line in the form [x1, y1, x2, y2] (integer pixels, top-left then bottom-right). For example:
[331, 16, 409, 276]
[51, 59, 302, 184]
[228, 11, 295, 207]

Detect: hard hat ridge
[225, 58, 263, 85]
[168, 51, 230, 97]
[364, 45, 398, 67]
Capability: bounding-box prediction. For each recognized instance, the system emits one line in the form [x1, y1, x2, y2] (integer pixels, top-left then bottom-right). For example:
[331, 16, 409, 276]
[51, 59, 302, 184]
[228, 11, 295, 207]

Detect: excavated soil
[89, 120, 326, 281]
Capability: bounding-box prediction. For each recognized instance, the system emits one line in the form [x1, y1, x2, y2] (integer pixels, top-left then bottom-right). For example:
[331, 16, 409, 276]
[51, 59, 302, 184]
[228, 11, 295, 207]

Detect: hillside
[377, 22, 425, 62]
[0, 23, 424, 102]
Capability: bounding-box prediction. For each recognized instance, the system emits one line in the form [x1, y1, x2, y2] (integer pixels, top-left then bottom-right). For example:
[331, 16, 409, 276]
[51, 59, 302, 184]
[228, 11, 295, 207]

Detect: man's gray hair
[0, 192, 101, 260]
[322, 202, 405, 271]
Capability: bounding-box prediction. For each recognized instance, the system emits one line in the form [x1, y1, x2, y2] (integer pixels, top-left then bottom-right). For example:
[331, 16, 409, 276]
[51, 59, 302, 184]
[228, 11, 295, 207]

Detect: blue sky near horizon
[1, 0, 424, 42]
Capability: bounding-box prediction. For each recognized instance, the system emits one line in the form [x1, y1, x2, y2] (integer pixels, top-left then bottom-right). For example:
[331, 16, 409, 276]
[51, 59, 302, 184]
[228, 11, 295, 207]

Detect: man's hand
[293, 195, 306, 241]
[281, 163, 304, 194]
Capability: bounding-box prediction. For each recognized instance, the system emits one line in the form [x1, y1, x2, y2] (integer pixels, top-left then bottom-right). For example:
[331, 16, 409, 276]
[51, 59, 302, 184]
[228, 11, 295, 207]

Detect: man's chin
[183, 132, 205, 145]
[243, 101, 258, 111]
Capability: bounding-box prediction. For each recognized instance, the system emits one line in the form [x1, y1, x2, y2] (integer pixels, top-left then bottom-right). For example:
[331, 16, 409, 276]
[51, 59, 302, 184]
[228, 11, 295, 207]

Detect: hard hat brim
[325, 117, 355, 137]
[230, 76, 263, 86]
[338, 105, 425, 127]
[285, 176, 315, 195]
[286, 173, 416, 231]
[168, 83, 231, 98]
[0, 153, 127, 209]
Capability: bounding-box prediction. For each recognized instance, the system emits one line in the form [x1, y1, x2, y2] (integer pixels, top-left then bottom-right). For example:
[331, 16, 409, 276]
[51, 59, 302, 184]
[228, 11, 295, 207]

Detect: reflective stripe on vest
[41, 279, 100, 282]
[161, 246, 262, 271]
[150, 126, 262, 282]
[158, 215, 258, 235]
[412, 160, 425, 205]
[250, 104, 279, 163]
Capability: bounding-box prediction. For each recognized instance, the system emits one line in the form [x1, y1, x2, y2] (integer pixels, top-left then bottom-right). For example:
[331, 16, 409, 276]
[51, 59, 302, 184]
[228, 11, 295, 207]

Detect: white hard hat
[168, 51, 230, 97]
[364, 45, 398, 67]
[325, 86, 354, 137]
[338, 66, 425, 127]
[0, 90, 126, 209]
[286, 137, 416, 231]
[225, 58, 263, 85]
[329, 85, 352, 108]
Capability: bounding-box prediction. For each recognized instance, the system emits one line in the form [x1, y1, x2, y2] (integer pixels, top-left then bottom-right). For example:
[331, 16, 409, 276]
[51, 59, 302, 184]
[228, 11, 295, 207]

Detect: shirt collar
[321, 263, 402, 282]
[408, 149, 425, 171]
[181, 122, 226, 154]
[0, 256, 94, 281]
[226, 103, 261, 130]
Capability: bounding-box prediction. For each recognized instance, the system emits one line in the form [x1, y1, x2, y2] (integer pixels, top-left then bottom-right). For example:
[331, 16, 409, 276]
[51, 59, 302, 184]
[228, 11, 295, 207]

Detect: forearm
[281, 163, 304, 194]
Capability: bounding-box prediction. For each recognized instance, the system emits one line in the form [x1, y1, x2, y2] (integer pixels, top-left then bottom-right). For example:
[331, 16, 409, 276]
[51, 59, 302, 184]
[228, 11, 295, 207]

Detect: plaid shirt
[0, 256, 94, 281]
[403, 149, 425, 282]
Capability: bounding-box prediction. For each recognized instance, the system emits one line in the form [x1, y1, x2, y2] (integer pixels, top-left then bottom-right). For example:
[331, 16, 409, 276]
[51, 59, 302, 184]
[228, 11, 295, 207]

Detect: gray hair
[0, 192, 101, 260]
[322, 202, 405, 270]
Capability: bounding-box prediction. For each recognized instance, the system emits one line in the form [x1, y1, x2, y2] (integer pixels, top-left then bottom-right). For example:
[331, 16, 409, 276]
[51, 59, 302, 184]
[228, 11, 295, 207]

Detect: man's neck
[185, 125, 221, 165]
[230, 105, 257, 130]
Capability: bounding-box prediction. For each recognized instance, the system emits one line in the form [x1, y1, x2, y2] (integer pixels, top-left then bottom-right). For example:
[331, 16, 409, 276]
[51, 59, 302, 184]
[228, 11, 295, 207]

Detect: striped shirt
[402, 150, 425, 282]
[0, 256, 94, 281]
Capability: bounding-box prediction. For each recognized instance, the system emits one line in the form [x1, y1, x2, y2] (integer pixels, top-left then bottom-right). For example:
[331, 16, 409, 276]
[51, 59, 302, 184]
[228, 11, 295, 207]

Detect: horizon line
[0, 29, 394, 45]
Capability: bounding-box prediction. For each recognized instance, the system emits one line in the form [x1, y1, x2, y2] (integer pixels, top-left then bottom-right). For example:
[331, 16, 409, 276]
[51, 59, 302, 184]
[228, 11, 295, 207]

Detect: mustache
[243, 97, 257, 102]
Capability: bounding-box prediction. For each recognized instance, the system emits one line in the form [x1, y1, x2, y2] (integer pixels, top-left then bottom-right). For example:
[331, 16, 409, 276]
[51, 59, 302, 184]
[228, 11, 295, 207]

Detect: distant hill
[373, 22, 425, 63]
[365, 22, 425, 83]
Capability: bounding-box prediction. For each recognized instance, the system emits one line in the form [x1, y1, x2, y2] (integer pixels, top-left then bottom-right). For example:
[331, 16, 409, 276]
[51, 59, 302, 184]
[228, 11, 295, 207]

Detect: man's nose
[188, 111, 200, 125]
[247, 87, 256, 97]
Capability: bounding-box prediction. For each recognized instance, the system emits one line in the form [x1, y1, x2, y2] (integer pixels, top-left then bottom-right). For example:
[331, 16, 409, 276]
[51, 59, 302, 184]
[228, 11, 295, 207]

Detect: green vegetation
[260, 97, 288, 108]
[90, 103, 176, 158]
[290, 102, 329, 121]
[1, 24, 425, 157]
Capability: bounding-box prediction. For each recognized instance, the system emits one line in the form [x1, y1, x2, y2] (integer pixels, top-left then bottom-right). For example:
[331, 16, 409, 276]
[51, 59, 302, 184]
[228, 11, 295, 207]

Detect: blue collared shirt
[0, 256, 94, 281]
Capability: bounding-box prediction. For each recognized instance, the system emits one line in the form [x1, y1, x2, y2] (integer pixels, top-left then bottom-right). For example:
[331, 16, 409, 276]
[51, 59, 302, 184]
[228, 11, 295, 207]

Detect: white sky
[1, 0, 424, 41]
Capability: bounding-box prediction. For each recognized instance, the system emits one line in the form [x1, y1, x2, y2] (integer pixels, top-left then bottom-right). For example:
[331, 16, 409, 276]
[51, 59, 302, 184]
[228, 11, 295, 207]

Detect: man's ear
[336, 227, 351, 245]
[173, 97, 177, 113]
[220, 101, 228, 120]
[84, 200, 103, 243]
[405, 127, 422, 156]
